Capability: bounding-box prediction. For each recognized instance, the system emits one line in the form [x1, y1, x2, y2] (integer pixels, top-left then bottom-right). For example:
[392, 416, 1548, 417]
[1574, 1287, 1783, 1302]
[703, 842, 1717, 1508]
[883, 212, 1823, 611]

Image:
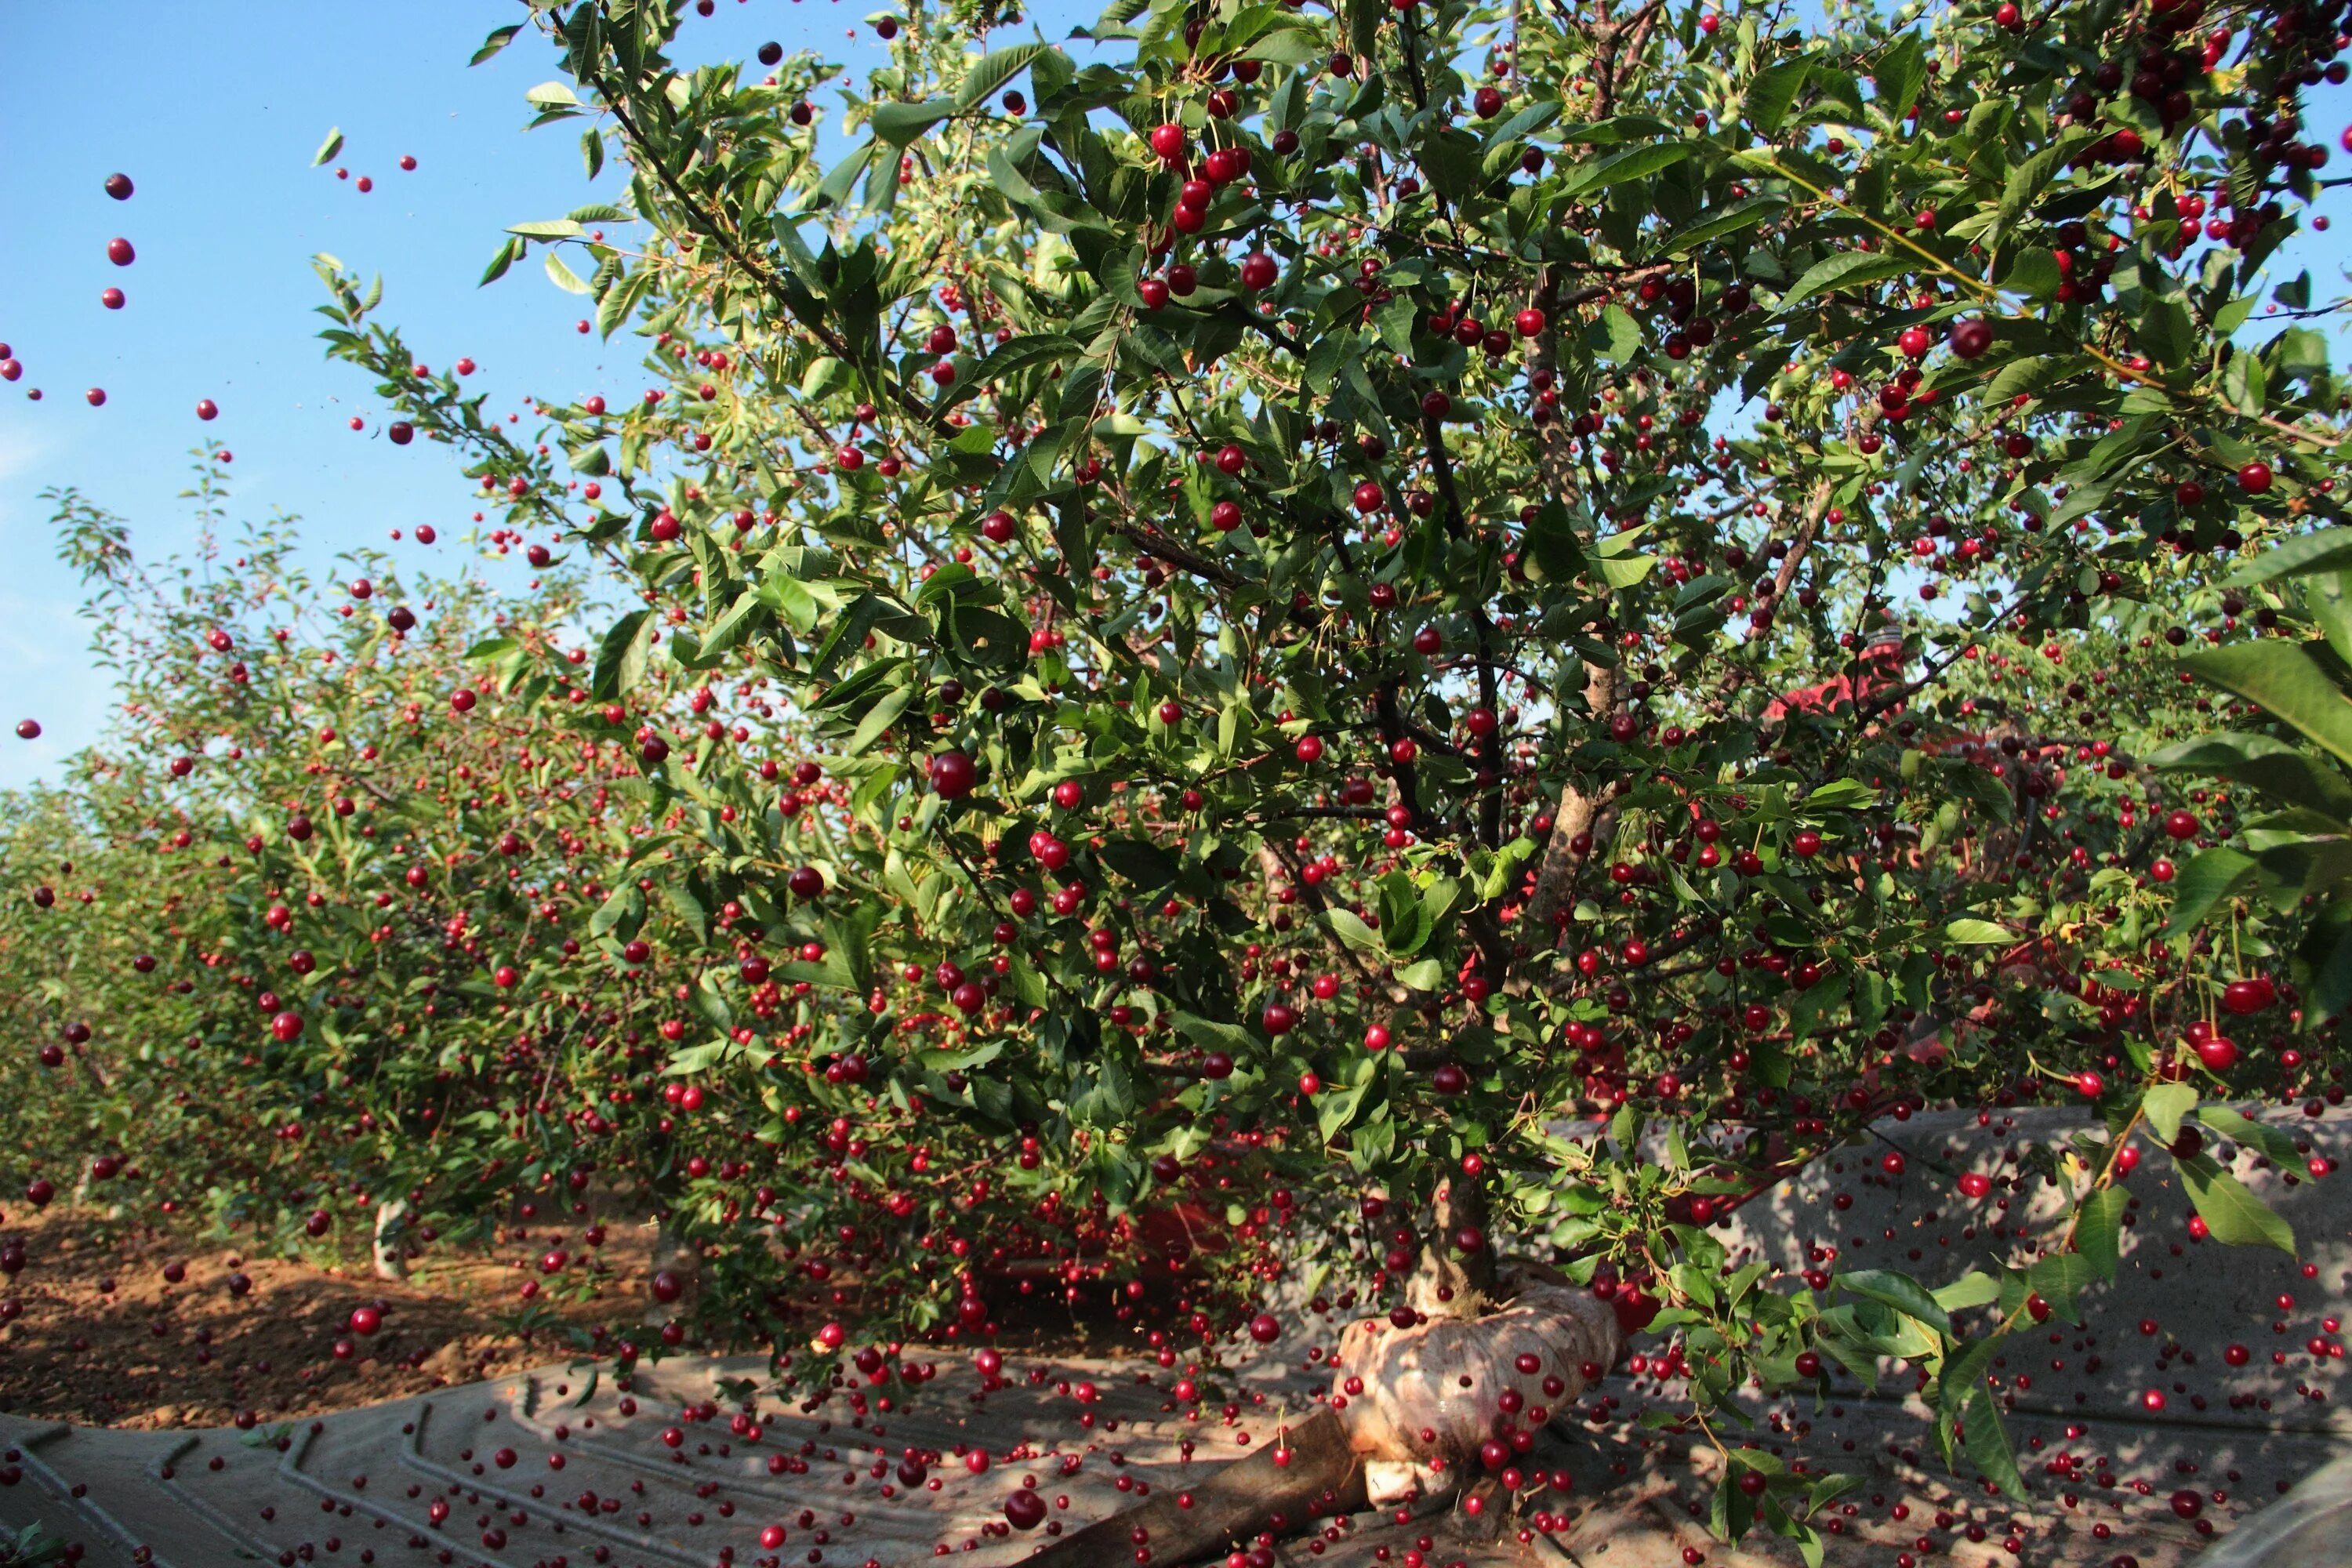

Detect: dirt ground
[0, 1204, 650, 1429]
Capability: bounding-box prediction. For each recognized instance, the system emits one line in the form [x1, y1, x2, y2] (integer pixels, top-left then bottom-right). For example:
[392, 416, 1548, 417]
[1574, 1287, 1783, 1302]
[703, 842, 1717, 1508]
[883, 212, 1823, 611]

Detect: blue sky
[0, 1, 1039, 791]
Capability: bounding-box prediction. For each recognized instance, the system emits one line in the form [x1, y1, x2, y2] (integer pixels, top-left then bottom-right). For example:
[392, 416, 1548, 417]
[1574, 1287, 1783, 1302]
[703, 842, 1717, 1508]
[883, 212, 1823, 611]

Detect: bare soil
[0, 1204, 649, 1429]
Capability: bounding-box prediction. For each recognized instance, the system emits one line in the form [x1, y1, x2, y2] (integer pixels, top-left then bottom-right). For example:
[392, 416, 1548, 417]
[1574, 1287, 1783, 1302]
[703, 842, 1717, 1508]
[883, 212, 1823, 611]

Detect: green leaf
[1557, 140, 1694, 198]
[1097, 837, 1180, 889]
[1171, 1010, 1255, 1055]
[1961, 1387, 2027, 1501]
[2141, 1082, 2197, 1145]
[872, 99, 953, 147]
[470, 23, 524, 65]
[589, 884, 646, 942]
[1744, 56, 1815, 134]
[2228, 528, 2352, 584]
[954, 44, 1049, 111]
[2148, 732, 2352, 821]
[1590, 304, 1644, 363]
[1651, 195, 1788, 259]
[545, 251, 591, 295]
[525, 82, 582, 109]
[312, 126, 344, 166]
[1871, 33, 1926, 122]
[1944, 918, 2011, 944]
[2181, 641, 2352, 770]
[480, 238, 523, 287]
[1931, 1271, 2000, 1313]
[1323, 908, 1385, 953]
[1396, 958, 1444, 990]
[1777, 251, 1911, 314]
[508, 219, 586, 240]
[591, 610, 652, 701]
[2001, 247, 2060, 299]
[2196, 1105, 2306, 1167]
[975, 332, 1080, 385]
[2177, 1152, 2296, 1252]
[2161, 847, 2257, 935]
[844, 684, 913, 757]
[2074, 1186, 2125, 1282]
[2028, 1255, 2094, 1322]
[1835, 1269, 1949, 1335]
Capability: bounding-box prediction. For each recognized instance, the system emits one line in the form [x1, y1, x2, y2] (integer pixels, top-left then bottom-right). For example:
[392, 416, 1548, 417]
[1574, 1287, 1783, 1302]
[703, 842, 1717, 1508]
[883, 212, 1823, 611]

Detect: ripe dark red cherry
[104, 172, 133, 200]
[2163, 809, 2198, 840]
[2238, 461, 2274, 494]
[196, 398, 218, 421]
[387, 421, 414, 445]
[1149, 123, 1188, 162]
[107, 238, 135, 266]
[930, 750, 978, 798]
[13, 720, 38, 740]
[1004, 1489, 1047, 1530]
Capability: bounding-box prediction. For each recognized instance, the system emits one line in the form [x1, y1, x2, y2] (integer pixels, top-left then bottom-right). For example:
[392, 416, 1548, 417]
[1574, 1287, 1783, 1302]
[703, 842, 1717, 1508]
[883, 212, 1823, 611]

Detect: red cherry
[1149, 123, 1188, 162]
[104, 172, 134, 200]
[930, 750, 978, 798]
[196, 398, 219, 421]
[2220, 977, 2265, 1014]
[1514, 307, 1547, 338]
[2238, 460, 2274, 494]
[107, 238, 135, 266]
[2194, 1035, 2238, 1072]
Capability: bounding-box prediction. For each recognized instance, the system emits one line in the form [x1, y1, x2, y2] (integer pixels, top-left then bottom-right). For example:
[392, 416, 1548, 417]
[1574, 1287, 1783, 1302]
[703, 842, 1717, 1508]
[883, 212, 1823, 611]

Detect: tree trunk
[372, 1200, 409, 1283]
[1523, 662, 1621, 938]
[1406, 1173, 1497, 1315]
[644, 1214, 699, 1326]
[1020, 1407, 1365, 1568]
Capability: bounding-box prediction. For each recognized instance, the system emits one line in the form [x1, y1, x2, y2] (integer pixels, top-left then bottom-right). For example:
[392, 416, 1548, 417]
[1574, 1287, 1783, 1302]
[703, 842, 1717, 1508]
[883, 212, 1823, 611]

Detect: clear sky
[0, 0, 1092, 791]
